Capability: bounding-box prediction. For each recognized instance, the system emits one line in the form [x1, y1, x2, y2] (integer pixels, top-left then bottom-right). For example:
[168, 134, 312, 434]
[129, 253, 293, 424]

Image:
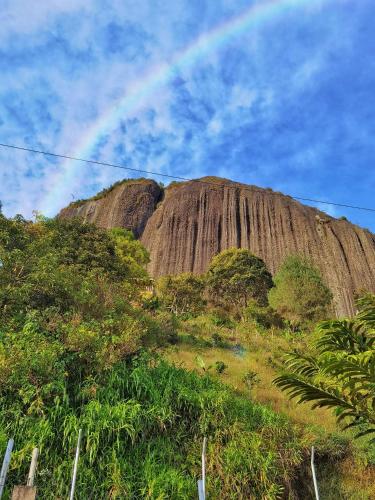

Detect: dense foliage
[0, 216, 305, 498]
[2, 355, 305, 498]
[1, 214, 372, 497]
[156, 273, 206, 315]
[274, 295, 375, 437]
[206, 248, 273, 313]
[0, 216, 165, 413]
[268, 255, 333, 327]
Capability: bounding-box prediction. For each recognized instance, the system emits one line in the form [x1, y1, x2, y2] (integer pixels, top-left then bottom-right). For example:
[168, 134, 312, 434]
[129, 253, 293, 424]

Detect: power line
[1, 141, 374, 213]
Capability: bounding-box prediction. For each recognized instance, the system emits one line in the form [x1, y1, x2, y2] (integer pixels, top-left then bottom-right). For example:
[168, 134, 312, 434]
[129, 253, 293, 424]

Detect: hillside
[59, 177, 375, 316]
[1, 213, 374, 498]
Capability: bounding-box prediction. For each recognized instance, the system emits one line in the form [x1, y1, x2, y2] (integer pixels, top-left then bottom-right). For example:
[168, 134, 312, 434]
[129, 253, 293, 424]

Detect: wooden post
[0, 438, 14, 498]
[69, 429, 82, 500]
[27, 448, 38, 488]
[311, 446, 320, 500]
[11, 448, 38, 500]
[11, 487, 36, 500]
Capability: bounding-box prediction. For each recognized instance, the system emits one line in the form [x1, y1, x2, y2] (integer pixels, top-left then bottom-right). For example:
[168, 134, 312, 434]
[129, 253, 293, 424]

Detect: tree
[157, 273, 205, 315]
[206, 248, 273, 312]
[268, 255, 332, 326]
[274, 295, 375, 438]
[109, 227, 150, 282]
[0, 215, 158, 404]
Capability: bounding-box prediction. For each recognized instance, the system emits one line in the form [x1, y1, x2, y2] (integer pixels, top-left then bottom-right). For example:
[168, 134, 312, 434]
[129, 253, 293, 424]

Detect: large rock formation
[59, 176, 375, 317]
[60, 179, 162, 238]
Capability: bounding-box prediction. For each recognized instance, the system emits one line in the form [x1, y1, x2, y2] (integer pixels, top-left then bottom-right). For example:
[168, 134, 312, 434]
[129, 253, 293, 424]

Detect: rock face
[59, 177, 375, 317]
[59, 179, 162, 238]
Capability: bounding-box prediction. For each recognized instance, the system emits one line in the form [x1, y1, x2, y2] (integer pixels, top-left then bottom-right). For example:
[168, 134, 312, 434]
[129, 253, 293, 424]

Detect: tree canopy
[156, 272, 206, 315]
[268, 255, 332, 326]
[206, 248, 273, 312]
[0, 216, 160, 407]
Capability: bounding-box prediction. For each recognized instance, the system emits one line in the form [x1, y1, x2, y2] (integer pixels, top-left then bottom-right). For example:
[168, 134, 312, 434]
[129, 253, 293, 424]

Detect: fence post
[311, 446, 320, 500]
[69, 429, 82, 500]
[0, 438, 14, 498]
[26, 448, 39, 488]
[197, 437, 207, 500]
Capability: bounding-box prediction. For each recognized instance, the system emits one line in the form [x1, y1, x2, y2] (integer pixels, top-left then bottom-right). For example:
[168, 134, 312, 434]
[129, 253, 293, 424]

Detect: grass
[1, 355, 309, 499]
[162, 314, 375, 499]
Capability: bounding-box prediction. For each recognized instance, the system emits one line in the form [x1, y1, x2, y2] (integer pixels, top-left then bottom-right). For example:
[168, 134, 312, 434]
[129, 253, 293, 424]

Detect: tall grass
[1, 355, 305, 499]
[164, 314, 375, 499]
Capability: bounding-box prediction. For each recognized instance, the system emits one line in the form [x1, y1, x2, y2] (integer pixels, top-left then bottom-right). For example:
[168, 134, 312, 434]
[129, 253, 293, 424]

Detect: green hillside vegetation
[268, 255, 333, 328]
[0, 216, 374, 498]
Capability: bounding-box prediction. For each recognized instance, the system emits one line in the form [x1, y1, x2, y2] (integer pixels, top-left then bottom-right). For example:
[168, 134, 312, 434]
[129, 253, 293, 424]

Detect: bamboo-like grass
[1, 355, 305, 499]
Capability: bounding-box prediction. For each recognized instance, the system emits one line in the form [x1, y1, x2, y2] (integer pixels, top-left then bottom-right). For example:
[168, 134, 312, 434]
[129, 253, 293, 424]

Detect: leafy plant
[195, 355, 212, 372]
[215, 360, 227, 374]
[268, 255, 333, 327]
[274, 295, 375, 438]
[243, 370, 260, 391]
[206, 248, 273, 313]
[157, 273, 206, 316]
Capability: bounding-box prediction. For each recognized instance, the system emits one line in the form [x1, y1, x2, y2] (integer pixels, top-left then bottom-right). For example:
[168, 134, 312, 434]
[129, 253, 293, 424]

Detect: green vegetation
[165, 312, 375, 499]
[156, 273, 206, 315]
[68, 178, 154, 208]
[0, 217, 374, 498]
[274, 294, 375, 437]
[1, 353, 307, 499]
[268, 255, 333, 327]
[206, 248, 273, 313]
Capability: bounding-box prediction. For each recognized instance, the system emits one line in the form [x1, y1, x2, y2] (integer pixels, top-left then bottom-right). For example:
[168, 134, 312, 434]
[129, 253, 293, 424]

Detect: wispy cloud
[0, 0, 374, 232]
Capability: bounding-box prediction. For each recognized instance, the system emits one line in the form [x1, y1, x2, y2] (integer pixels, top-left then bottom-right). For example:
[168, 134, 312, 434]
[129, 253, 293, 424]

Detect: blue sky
[0, 0, 374, 231]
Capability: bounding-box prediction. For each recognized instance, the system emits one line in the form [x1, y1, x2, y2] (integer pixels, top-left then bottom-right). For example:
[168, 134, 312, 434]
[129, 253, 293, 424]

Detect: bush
[268, 255, 333, 327]
[153, 311, 179, 344]
[157, 273, 206, 316]
[215, 360, 228, 374]
[242, 370, 260, 391]
[206, 248, 273, 314]
[211, 333, 227, 348]
[244, 299, 283, 329]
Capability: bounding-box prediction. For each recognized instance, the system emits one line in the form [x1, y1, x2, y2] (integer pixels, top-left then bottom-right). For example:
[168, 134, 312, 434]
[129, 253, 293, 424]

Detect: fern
[274, 295, 375, 438]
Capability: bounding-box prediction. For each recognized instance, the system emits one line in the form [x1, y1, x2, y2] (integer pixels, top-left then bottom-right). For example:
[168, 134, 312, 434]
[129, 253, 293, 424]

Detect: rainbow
[42, 0, 320, 215]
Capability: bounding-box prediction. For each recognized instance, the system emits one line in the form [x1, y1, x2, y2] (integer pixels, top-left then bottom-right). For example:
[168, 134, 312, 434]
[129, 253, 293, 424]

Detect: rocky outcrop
[59, 179, 162, 238]
[59, 176, 375, 317]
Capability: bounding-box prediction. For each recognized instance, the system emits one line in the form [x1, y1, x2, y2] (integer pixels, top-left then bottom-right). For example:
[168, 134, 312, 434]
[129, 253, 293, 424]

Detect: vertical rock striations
[59, 176, 375, 317]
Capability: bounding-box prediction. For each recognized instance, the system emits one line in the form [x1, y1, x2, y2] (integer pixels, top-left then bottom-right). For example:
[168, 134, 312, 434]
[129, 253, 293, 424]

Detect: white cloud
[0, 0, 93, 42]
[229, 85, 257, 109]
[208, 118, 223, 134]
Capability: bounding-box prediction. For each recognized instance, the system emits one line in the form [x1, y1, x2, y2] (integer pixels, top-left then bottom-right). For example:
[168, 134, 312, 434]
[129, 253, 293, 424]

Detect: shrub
[268, 255, 333, 327]
[244, 299, 283, 329]
[211, 333, 227, 348]
[206, 248, 273, 313]
[157, 273, 206, 316]
[215, 360, 228, 374]
[242, 370, 260, 391]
